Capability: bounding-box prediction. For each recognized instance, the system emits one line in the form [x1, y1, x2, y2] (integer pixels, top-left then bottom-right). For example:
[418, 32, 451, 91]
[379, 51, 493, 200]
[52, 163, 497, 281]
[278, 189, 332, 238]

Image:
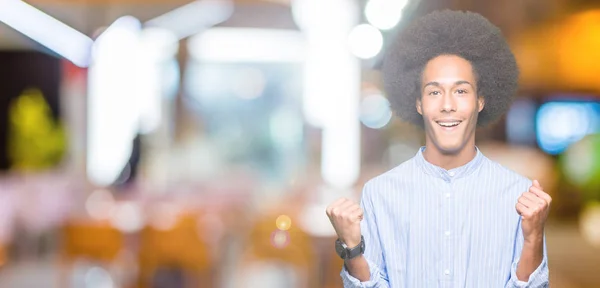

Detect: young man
[326, 10, 550, 287]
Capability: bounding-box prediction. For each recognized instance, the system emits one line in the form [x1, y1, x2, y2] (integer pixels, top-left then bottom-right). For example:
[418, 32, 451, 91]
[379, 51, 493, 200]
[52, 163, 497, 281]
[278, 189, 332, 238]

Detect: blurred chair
[0, 242, 6, 268]
[137, 212, 214, 288]
[235, 212, 318, 288]
[59, 220, 125, 287]
[322, 238, 344, 288]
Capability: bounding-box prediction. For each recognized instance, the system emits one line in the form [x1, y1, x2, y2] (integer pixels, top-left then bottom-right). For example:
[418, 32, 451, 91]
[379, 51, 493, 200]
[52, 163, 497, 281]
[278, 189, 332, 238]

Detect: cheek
[420, 100, 438, 117]
[458, 99, 478, 115]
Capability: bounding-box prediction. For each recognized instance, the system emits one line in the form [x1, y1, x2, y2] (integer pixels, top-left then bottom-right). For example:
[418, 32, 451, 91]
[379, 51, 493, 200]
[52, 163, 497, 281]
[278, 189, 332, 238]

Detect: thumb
[532, 179, 543, 190]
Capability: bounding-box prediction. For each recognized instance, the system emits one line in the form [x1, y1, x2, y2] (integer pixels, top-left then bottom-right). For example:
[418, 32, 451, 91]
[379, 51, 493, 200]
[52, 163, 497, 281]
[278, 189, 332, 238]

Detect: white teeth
[438, 121, 460, 127]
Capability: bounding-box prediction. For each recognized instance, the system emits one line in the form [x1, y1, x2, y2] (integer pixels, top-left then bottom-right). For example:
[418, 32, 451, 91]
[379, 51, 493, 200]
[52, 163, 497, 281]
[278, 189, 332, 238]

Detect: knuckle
[331, 207, 338, 216]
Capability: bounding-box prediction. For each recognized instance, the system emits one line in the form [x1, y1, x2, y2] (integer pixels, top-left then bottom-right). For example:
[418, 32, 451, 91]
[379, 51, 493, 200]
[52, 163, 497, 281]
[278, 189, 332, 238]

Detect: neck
[422, 140, 477, 170]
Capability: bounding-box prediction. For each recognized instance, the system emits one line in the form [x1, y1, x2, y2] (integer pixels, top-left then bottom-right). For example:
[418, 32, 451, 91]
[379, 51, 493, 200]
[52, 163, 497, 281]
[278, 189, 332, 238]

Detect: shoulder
[361, 156, 418, 201]
[479, 153, 532, 192]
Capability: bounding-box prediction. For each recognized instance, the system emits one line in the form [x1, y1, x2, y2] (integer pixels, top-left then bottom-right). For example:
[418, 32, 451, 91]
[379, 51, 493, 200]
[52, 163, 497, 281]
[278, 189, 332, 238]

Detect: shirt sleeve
[340, 182, 390, 288]
[505, 217, 550, 288]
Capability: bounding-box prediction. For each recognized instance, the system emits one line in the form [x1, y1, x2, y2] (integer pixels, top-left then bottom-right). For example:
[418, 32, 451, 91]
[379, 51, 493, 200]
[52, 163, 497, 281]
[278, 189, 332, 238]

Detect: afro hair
[381, 10, 519, 128]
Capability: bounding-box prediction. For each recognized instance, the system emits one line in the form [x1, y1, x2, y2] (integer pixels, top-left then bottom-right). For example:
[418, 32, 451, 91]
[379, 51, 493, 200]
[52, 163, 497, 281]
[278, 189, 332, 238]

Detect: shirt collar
[415, 146, 484, 181]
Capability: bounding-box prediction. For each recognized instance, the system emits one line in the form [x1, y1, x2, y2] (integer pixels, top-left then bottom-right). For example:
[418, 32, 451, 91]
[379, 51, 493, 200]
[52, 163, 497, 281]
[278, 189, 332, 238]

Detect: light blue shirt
[341, 147, 549, 287]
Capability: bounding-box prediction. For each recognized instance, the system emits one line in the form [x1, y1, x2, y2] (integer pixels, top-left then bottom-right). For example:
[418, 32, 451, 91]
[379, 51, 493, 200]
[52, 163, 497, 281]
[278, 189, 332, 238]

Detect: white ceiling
[0, 1, 297, 50]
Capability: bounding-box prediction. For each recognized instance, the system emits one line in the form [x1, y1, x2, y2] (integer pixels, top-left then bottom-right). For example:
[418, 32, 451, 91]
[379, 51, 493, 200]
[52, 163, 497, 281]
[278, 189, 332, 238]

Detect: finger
[516, 202, 528, 216]
[351, 207, 364, 221]
[338, 201, 358, 214]
[522, 192, 538, 203]
[532, 180, 543, 190]
[331, 202, 357, 221]
[518, 196, 537, 209]
[529, 186, 552, 205]
[326, 198, 349, 216]
[349, 204, 361, 214]
[522, 192, 545, 208]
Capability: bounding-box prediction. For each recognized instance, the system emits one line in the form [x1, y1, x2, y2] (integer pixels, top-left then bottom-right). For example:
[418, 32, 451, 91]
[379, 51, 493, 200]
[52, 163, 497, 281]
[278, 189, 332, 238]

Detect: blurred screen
[506, 98, 537, 146]
[536, 98, 600, 155]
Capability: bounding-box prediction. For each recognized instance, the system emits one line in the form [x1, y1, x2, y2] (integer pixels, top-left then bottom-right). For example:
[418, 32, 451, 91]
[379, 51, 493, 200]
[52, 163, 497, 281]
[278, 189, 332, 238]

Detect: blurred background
[0, 0, 599, 287]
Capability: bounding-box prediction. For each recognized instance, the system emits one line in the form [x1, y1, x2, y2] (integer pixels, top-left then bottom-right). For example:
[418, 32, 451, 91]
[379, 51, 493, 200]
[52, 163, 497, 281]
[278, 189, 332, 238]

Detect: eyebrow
[423, 80, 473, 89]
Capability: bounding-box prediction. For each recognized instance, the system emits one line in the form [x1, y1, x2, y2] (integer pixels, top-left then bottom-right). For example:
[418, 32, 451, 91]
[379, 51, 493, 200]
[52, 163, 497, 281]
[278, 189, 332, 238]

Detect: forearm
[516, 236, 544, 282]
[341, 254, 389, 288]
[344, 255, 371, 282]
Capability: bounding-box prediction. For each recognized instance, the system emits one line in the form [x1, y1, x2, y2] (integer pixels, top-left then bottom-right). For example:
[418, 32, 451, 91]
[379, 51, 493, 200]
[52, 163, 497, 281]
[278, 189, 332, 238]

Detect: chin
[433, 140, 467, 155]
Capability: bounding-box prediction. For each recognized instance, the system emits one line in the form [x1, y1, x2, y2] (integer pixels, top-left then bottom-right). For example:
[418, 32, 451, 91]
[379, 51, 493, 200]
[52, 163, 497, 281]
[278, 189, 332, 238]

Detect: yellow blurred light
[557, 10, 600, 90]
[580, 201, 600, 248]
[511, 9, 600, 92]
[8, 88, 66, 171]
[563, 135, 595, 185]
[276, 215, 292, 231]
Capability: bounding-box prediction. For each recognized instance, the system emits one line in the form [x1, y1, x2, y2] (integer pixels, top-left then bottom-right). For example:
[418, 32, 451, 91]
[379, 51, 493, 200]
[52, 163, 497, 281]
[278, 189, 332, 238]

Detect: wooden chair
[0, 242, 6, 268]
[322, 237, 345, 288]
[236, 212, 318, 288]
[59, 220, 125, 287]
[137, 212, 214, 288]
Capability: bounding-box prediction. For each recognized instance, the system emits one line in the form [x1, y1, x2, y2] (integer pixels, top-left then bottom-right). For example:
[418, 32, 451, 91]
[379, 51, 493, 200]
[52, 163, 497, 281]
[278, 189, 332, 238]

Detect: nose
[440, 93, 456, 112]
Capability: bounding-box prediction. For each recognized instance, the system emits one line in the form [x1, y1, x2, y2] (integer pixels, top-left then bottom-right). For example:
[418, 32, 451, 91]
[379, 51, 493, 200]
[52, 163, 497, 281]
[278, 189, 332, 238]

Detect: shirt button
[445, 231, 451, 236]
[444, 269, 450, 275]
[445, 193, 451, 198]
[448, 171, 455, 177]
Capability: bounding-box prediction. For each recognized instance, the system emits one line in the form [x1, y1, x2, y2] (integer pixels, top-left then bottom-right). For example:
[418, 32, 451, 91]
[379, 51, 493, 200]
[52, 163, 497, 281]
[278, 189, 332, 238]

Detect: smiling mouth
[436, 121, 462, 128]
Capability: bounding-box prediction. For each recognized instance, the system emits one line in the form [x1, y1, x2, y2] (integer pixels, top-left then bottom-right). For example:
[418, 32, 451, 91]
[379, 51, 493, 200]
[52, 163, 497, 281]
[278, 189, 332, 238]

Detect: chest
[376, 177, 522, 267]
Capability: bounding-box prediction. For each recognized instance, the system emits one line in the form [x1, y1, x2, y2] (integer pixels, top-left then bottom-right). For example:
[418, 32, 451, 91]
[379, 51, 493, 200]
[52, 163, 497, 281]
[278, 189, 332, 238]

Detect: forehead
[421, 55, 475, 84]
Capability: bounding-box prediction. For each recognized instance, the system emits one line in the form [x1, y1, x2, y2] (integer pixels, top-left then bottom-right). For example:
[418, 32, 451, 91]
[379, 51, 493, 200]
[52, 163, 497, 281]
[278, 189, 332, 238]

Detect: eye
[455, 89, 468, 94]
[428, 91, 441, 96]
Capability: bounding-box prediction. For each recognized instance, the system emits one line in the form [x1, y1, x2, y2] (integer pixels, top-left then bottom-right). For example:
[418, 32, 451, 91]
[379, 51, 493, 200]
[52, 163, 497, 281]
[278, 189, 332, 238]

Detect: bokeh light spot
[580, 202, 600, 248]
[271, 230, 290, 249]
[276, 215, 292, 231]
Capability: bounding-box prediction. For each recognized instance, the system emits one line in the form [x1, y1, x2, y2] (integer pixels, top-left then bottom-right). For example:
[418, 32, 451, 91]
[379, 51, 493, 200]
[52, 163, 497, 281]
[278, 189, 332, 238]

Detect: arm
[340, 184, 390, 288]
[517, 235, 544, 281]
[506, 179, 550, 287]
[506, 218, 549, 288]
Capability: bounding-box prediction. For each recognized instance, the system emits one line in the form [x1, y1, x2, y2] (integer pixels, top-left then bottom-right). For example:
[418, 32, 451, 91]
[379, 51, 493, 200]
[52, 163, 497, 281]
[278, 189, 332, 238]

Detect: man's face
[416, 54, 484, 154]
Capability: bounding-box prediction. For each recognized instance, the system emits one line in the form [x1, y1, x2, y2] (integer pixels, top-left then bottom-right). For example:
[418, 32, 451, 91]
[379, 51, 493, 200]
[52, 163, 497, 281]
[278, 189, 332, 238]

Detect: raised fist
[326, 198, 363, 248]
[516, 180, 552, 242]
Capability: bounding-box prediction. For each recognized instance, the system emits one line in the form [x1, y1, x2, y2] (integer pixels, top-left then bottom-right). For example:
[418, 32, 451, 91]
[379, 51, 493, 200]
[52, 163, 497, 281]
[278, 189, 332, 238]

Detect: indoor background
[0, 0, 599, 287]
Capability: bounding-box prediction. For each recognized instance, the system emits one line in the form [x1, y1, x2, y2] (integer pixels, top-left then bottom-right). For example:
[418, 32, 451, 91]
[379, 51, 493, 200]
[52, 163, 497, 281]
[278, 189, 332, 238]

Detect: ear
[416, 98, 423, 115]
[477, 96, 485, 113]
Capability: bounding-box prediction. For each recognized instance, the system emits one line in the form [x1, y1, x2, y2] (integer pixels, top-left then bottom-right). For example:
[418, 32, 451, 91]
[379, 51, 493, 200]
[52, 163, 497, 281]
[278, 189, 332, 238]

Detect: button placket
[442, 181, 454, 279]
